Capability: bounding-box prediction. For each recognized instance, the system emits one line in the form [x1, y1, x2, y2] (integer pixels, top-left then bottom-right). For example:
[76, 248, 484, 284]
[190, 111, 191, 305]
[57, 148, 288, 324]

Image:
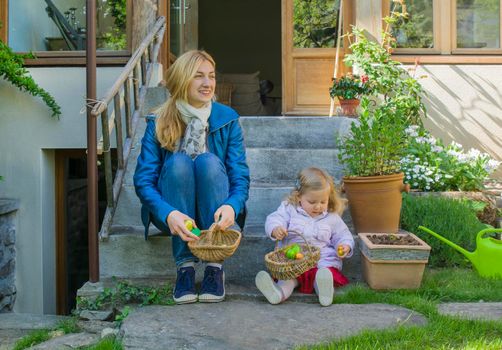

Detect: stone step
[99, 231, 362, 283]
[138, 88, 356, 149]
[241, 116, 355, 149]
[125, 146, 343, 186]
[113, 183, 353, 230]
[246, 148, 343, 183]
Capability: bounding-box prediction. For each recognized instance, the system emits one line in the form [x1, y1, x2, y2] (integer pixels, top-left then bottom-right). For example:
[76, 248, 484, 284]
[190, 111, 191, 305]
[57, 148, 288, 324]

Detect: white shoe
[315, 268, 334, 306]
[255, 271, 283, 305]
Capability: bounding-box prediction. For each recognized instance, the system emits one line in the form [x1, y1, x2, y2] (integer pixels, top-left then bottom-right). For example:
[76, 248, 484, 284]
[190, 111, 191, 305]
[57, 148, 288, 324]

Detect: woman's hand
[166, 210, 199, 241]
[213, 205, 235, 230]
[337, 244, 351, 258]
[271, 226, 288, 240]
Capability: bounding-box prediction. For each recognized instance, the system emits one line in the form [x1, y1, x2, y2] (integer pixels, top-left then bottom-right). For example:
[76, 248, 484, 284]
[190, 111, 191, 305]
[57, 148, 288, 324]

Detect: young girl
[255, 167, 354, 306]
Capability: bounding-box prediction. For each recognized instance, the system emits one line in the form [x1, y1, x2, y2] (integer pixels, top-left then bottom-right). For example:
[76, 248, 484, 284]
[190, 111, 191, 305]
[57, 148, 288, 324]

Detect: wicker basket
[188, 224, 241, 262]
[264, 231, 320, 280]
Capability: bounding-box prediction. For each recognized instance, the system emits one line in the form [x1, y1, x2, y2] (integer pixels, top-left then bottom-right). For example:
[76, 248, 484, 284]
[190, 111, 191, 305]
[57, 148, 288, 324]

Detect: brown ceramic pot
[338, 98, 360, 117]
[343, 173, 409, 233]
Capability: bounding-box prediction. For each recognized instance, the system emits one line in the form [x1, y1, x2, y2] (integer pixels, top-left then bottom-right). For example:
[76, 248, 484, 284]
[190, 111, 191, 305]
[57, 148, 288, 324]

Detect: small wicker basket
[265, 231, 320, 280]
[188, 224, 241, 262]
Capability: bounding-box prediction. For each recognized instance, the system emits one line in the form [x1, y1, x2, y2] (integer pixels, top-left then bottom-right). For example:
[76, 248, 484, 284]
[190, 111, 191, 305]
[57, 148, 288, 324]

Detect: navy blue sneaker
[173, 266, 197, 304]
[199, 266, 225, 302]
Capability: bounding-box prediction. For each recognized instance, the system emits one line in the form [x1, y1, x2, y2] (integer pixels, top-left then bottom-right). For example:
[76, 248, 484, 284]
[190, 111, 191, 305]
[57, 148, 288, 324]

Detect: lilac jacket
[265, 201, 354, 270]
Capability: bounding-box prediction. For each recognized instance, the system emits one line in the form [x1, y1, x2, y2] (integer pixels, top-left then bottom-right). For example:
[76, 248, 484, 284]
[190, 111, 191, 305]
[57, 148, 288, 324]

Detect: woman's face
[188, 60, 215, 108]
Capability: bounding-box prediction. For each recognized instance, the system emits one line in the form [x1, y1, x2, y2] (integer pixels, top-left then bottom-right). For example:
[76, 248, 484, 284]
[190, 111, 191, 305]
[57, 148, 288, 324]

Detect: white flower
[466, 148, 481, 160]
[432, 146, 443, 152]
[485, 159, 501, 173]
[450, 141, 463, 149]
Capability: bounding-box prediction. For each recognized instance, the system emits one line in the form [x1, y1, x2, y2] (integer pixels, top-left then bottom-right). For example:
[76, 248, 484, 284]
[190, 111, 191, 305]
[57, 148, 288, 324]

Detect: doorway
[55, 150, 109, 315]
[197, 0, 282, 115]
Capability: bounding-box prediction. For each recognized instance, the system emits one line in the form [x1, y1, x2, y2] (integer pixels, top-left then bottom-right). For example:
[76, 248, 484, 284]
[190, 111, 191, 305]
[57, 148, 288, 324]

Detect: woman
[134, 50, 250, 304]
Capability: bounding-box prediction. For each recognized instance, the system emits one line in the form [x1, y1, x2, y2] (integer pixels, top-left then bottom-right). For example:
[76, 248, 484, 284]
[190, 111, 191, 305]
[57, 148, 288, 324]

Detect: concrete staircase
[99, 87, 361, 283]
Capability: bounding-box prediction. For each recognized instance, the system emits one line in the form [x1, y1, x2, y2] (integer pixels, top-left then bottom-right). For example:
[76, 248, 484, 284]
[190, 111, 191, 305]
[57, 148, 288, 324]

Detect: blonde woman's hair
[154, 50, 216, 150]
[286, 167, 346, 216]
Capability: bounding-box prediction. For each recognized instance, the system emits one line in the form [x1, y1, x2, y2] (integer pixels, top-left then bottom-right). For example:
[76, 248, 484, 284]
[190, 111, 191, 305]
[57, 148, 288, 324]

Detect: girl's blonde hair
[286, 167, 346, 216]
[154, 50, 216, 150]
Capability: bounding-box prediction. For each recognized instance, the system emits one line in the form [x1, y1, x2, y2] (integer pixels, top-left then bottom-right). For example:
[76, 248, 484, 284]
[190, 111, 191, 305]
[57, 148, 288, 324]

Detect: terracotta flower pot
[343, 173, 409, 233]
[358, 231, 431, 290]
[338, 98, 360, 117]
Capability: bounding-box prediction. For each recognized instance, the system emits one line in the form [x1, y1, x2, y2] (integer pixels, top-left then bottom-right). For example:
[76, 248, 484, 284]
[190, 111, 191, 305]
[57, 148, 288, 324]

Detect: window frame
[382, 0, 441, 54]
[1, 0, 133, 66]
[382, 0, 502, 61]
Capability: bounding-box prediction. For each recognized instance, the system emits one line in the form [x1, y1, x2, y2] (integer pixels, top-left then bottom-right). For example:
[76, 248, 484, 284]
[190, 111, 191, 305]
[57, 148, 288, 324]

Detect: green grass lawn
[300, 268, 502, 350]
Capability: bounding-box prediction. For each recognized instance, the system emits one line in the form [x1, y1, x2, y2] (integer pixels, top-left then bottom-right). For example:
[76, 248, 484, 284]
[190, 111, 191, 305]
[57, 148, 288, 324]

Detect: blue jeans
[151, 152, 230, 266]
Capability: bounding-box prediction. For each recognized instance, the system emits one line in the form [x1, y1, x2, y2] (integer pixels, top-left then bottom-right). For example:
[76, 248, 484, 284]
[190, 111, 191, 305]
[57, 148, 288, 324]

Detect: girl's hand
[214, 205, 235, 230]
[337, 244, 351, 258]
[271, 226, 288, 240]
[166, 210, 199, 241]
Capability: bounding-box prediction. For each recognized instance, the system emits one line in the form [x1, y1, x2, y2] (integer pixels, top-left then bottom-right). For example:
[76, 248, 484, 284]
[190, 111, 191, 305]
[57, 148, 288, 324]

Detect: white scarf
[176, 100, 212, 159]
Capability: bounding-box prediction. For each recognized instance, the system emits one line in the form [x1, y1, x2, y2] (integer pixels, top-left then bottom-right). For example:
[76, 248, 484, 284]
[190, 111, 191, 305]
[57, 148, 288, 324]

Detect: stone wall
[0, 199, 19, 312]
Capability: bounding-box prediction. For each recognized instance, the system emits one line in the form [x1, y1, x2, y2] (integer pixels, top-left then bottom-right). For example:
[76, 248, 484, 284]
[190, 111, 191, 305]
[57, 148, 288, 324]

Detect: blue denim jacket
[133, 102, 250, 239]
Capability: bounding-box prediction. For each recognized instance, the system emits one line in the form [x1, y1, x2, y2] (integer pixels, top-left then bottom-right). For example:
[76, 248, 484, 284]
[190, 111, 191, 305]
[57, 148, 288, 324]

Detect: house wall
[355, 0, 502, 179]
[416, 64, 502, 178]
[198, 0, 282, 98]
[0, 67, 123, 314]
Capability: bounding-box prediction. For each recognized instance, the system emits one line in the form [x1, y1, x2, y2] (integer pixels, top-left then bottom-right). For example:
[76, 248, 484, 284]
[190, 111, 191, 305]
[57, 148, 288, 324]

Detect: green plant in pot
[330, 73, 371, 117]
[337, 98, 410, 233]
[337, 5, 428, 233]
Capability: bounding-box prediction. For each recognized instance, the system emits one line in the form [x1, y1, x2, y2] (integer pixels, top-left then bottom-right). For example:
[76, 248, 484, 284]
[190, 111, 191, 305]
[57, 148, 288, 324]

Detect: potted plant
[338, 6, 434, 290]
[338, 99, 410, 234]
[330, 73, 371, 116]
[358, 231, 431, 289]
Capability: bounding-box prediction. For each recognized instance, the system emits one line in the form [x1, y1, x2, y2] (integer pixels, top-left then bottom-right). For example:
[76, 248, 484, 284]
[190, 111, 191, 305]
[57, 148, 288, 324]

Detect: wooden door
[282, 0, 353, 115]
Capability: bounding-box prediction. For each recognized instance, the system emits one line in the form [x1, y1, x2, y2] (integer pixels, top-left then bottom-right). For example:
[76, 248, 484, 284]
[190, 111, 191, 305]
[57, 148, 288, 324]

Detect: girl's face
[299, 187, 330, 218]
[188, 60, 215, 108]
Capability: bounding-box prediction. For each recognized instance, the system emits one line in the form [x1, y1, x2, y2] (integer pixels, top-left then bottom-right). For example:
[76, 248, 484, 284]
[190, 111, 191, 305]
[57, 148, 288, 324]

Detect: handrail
[92, 16, 166, 240]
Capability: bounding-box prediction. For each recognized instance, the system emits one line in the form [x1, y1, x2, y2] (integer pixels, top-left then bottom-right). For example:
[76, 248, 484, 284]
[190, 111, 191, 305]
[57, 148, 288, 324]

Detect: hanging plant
[0, 38, 61, 118]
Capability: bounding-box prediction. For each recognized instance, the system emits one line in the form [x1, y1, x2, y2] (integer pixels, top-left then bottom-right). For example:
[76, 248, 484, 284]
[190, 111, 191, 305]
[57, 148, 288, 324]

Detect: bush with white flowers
[401, 126, 500, 191]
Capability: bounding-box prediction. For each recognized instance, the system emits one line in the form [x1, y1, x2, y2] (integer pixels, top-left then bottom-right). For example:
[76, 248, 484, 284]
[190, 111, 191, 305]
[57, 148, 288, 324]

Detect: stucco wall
[355, 0, 501, 179]
[416, 64, 502, 178]
[0, 67, 123, 314]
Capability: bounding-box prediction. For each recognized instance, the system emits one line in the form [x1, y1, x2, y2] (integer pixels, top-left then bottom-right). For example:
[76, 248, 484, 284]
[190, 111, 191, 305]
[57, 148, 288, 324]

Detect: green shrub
[401, 194, 487, 268]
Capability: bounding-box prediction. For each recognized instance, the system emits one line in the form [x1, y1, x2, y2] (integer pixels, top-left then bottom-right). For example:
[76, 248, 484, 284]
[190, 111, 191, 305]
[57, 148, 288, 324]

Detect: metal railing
[91, 16, 166, 240]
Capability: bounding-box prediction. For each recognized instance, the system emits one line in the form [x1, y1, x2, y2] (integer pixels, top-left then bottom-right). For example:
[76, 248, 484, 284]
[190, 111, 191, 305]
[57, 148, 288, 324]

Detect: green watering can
[418, 226, 502, 278]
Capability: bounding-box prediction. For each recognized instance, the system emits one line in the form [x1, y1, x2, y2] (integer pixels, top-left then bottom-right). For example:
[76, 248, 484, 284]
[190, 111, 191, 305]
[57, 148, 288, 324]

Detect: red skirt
[296, 267, 349, 294]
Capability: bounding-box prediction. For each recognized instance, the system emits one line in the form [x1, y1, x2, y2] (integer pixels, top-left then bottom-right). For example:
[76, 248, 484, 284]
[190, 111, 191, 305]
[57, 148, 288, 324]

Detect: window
[1, 0, 131, 65]
[293, 0, 340, 48]
[383, 0, 502, 55]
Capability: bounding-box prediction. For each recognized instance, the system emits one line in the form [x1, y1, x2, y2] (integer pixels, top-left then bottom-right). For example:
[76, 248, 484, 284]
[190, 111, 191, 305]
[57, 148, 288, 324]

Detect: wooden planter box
[358, 231, 431, 290]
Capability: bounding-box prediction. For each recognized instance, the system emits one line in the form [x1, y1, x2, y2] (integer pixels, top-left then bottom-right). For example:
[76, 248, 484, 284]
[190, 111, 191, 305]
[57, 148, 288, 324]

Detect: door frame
[55, 149, 86, 315]
[281, 0, 354, 115]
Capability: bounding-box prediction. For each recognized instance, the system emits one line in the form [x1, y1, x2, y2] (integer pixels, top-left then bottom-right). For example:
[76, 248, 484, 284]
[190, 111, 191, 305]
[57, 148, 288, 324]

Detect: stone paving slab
[0, 313, 68, 350]
[29, 332, 99, 350]
[0, 313, 68, 330]
[0, 329, 30, 350]
[121, 301, 427, 350]
[438, 302, 502, 321]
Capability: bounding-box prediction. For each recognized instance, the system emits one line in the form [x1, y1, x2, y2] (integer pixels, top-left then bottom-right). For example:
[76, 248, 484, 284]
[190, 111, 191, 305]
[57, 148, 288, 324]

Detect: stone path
[2, 301, 502, 350]
[438, 302, 502, 321]
[120, 301, 426, 350]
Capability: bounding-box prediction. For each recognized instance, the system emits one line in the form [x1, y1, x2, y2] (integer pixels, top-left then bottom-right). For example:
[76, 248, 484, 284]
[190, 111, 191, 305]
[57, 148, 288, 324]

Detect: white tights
[277, 278, 322, 300]
[276, 279, 299, 300]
